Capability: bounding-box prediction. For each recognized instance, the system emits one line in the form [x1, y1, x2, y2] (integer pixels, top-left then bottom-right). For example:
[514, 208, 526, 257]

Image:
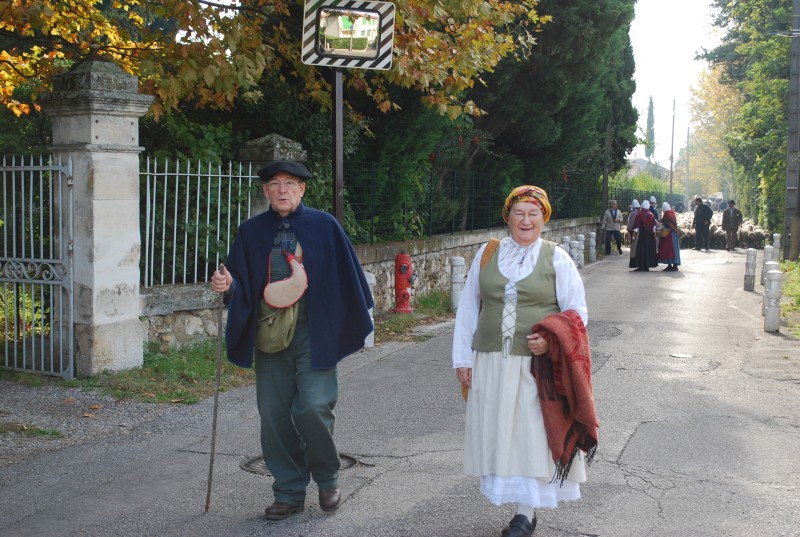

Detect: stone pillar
[761, 246, 774, 285]
[239, 134, 308, 214]
[588, 232, 596, 263]
[450, 256, 466, 311]
[762, 261, 780, 316]
[764, 270, 784, 332]
[570, 241, 581, 267]
[773, 233, 782, 256]
[744, 248, 757, 291]
[561, 235, 570, 252]
[576, 234, 585, 268]
[40, 60, 153, 377]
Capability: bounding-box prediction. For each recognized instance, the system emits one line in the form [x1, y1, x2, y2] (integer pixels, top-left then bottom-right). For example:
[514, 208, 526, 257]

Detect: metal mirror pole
[333, 68, 344, 224]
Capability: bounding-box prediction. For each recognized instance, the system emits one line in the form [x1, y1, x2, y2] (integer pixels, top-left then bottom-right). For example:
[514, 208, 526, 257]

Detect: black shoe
[692, 247, 700, 250]
[501, 514, 537, 537]
[618, 249, 623, 255]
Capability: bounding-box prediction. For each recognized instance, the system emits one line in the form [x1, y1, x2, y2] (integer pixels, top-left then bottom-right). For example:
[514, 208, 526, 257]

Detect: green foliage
[468, 0, 638, 193]
[645, 97, 655, 159]
[1, 284, 49, 342]
[705, 0, 791, 233]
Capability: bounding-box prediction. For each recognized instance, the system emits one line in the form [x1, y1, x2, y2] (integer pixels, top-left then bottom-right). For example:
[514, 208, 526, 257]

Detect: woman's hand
[211, 264, 232, 294]
[456, 367, 472, 388]
[527, 332, 550, 356]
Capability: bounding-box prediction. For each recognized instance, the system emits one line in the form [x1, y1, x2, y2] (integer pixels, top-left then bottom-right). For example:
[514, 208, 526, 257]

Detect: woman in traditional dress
[629, 199, 658, 271]
[452, 186, 597, 537]
[657, 202, 681, 271]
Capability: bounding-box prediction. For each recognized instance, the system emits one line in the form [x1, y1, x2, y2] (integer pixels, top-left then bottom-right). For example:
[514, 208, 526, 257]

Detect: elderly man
[721, 200, 743, 251]
[601, 200, 624, 255]
[211, 160, 374, 520]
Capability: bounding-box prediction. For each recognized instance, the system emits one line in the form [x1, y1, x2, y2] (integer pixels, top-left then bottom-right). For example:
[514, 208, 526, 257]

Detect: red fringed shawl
[531, 310, 599, 484]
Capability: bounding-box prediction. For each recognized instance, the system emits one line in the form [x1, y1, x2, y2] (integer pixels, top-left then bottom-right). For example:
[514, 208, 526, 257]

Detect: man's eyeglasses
[266, 179, 301, 191]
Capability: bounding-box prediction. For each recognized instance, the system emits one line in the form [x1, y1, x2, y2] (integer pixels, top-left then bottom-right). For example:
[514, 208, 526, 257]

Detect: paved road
[1, 247, 798, 536]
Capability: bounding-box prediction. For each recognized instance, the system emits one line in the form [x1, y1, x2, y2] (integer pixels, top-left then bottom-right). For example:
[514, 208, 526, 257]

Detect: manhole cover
[240, 454, 360, 476]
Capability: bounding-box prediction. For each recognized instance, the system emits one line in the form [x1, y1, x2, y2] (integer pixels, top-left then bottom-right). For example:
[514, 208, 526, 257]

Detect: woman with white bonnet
[453, 185, 598, 537]
[629, 199, 658, 271]
[657, 202, 681, 271]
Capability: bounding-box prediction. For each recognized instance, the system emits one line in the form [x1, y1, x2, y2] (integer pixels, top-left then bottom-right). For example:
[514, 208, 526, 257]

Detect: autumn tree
[0, 0, 547, 119]
[674, 66, 742, 209]
[704, 0, 791, 232]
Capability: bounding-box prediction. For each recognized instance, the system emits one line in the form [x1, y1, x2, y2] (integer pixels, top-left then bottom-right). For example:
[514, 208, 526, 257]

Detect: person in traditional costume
[627, 199, 640, 260]
[657, 202, 681, 271]
[629, 199, 658, 271]
[452, 185, 598, 537]
[211, 160, 373, 521]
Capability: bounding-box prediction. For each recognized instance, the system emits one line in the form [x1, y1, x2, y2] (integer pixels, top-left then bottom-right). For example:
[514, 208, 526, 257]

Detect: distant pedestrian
[629, 200, 658, 271]
[721, 200, 743, 251]
[657, 202, 681, 271]
[627, 199, 640, 260]
[648, 196, 659, 220]
[601, 200, 623, 255]
[453, 185, 597, 537]
[692, 195, 713, 251]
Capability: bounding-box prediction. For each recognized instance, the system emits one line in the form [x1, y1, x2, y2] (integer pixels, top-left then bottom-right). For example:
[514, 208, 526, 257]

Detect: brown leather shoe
[264, 501, 304, 520]
[319, 488, 341, 512]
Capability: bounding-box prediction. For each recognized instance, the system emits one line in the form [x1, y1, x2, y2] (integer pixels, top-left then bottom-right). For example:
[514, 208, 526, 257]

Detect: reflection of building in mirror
[318, 8, 380, 59]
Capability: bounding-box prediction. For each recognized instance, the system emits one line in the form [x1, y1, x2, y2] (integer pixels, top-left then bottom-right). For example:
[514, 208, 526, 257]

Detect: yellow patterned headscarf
[502, 185, 552, 223]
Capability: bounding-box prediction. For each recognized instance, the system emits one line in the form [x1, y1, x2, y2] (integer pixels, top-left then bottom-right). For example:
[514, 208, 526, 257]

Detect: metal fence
[1, 155, 74, 378]
[139, 159, 604, 287]
[345, 164, 602, 245]
[140, 157, 260, 287]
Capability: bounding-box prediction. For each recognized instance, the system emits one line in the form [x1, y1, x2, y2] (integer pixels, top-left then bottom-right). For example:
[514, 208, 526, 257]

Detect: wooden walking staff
[205, 268, 226, 512]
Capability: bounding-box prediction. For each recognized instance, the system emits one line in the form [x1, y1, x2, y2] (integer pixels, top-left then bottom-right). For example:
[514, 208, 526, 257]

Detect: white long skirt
[464, 349, 586, 508]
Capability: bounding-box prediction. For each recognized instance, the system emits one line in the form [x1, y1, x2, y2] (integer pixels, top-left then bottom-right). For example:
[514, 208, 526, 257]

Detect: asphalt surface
[1, 247, 799, 537]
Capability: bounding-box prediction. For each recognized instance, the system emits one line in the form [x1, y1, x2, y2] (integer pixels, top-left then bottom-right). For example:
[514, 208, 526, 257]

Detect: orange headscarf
[502, 185, 552, 223]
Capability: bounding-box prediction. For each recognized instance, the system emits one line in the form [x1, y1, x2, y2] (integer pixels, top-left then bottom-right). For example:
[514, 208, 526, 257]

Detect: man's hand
[211, 264, 232, 294]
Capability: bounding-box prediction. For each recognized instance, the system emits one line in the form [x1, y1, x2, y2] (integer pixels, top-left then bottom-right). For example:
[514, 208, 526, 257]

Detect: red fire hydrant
[394, 252, 415, 313]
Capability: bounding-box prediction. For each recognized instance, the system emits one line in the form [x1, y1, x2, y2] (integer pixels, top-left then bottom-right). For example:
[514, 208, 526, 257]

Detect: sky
[628, 0, 722, 164]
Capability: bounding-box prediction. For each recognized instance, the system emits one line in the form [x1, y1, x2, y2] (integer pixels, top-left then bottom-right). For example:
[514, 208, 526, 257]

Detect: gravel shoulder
[0, 381, 176, 467]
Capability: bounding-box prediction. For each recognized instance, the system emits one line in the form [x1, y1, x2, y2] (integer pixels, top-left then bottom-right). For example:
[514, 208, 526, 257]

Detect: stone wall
[139, 217, 599, 348]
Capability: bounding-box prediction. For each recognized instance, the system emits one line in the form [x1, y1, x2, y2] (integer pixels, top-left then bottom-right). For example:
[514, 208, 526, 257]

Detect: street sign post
[301, 1, 396, 223]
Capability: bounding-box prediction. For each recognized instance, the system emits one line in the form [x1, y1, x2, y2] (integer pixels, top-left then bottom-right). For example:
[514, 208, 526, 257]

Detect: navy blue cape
[224, 202, 374, 370]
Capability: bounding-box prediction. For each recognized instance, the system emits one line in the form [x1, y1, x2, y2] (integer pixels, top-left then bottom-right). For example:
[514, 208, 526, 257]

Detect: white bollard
[764, 269, 784, 332]
[762, 261, 780, 315]
[363, 271, 376, 347]
[561, 235, 571, 252]
[773, 233, 782, 256]
[576, 234, 585, 268]
[570, 241, 581, 267]
[761, 245, 774, 285]
[744, 248, 757, 291]
[588, 232, 597, 263]
[449, 256, 466, 312]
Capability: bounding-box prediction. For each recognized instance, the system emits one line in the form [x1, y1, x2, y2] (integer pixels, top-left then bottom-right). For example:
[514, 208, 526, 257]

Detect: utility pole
[785, 0, 800, 259]
[669, 99, 675, 198]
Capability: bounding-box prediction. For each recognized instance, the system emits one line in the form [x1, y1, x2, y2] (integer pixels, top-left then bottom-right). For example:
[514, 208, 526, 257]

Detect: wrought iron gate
[1, 155, 74, 379]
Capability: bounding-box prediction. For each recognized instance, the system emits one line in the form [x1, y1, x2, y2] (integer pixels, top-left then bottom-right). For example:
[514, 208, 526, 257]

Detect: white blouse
[451, 237, 588, 369]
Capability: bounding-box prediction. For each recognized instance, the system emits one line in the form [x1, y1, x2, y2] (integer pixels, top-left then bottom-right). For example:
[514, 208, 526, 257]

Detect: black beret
[257, 160, 312, 182]
[728, 200, 735, 204]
